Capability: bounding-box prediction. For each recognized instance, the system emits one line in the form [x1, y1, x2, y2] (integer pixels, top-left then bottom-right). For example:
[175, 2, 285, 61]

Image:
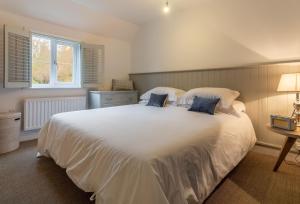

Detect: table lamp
[277, 73, 300, 125]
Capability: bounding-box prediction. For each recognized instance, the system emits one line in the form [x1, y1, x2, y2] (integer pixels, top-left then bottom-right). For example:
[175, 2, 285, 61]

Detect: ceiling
[0, 0, 208, 40]
[2, 0, 298, 41]
[72, 0, 209, 24]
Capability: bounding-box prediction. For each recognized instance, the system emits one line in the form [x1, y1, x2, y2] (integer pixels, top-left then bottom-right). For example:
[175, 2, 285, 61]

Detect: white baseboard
[256, 140, 299, 153]
[253, 141, 299, 162]
[20, 130, 39, 142]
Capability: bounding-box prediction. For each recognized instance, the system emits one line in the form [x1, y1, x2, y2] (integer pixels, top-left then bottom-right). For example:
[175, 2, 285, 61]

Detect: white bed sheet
[37, 104, 256, 204]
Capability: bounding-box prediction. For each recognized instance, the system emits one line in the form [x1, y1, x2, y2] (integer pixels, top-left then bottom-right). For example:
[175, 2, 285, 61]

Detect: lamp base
[292, 93, 300, 126]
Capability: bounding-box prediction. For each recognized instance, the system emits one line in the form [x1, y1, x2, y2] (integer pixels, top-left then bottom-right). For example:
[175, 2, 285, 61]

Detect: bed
[37, 104, 256, 204]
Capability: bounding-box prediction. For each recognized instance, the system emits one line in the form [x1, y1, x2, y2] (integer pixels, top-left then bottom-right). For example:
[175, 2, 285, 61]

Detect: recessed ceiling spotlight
[163, 1, 170, 14]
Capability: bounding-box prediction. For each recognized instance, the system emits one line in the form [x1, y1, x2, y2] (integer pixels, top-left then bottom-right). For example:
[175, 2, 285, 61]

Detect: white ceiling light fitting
[163, 0, 170, 14]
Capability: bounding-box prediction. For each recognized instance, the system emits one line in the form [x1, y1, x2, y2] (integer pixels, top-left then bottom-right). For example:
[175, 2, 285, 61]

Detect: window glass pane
[57, 44, 73, 83]
[32, 36, 51, 84]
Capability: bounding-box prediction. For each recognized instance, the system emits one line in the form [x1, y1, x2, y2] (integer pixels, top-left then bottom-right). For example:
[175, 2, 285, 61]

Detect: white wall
[0, 9, 132, 115]
[132, 1, 300, 73]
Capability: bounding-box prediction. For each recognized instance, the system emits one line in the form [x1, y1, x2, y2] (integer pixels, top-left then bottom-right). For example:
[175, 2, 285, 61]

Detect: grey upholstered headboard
[129, 61, 300, 148]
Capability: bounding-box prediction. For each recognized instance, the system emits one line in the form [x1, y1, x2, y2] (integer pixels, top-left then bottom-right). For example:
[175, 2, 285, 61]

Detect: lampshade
[277, 73, 300, 92]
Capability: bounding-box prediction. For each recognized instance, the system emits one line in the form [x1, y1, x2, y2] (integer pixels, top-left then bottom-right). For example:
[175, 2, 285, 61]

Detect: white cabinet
[88, 91, 138, 109]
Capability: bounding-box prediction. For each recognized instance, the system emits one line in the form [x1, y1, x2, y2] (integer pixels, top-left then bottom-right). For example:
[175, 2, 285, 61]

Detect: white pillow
[140, 87, 186, 102]
[217, 100, 246, 116]
[179, 87, 240, 109]
[139, 100, 148, 105]
[232, 100, 246, 113]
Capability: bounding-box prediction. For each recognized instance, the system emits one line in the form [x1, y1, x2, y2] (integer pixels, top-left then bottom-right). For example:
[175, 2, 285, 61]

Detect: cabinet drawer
[102, 97, 113, 104]
[89, 91, 138, 109]
[101, 95, 116, 103]
[124, 94, 138, 103]
[101, 93, 137, 104]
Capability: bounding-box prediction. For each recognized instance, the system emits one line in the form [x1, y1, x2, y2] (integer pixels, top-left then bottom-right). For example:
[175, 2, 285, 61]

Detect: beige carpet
[0, 140, 299, 204]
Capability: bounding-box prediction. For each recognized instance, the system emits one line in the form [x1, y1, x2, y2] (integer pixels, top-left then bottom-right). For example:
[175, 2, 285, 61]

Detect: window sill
[30, 87, 84, 90]
[30, 85, 83, 89]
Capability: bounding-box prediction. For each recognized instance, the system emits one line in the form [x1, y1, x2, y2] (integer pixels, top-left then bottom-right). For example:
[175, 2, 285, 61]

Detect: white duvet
[37, 104, 256, 204]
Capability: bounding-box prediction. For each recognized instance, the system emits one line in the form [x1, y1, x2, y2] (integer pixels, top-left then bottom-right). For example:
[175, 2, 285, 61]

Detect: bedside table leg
[273, 137, 297, 172]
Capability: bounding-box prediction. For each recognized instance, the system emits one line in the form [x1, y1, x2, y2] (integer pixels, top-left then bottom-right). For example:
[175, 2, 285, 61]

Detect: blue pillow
[147, 93, 168, 107]
[188, 96, 220, 115]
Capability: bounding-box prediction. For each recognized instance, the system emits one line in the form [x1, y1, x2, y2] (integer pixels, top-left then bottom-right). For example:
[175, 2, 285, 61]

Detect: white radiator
[24, 96, 86, 131]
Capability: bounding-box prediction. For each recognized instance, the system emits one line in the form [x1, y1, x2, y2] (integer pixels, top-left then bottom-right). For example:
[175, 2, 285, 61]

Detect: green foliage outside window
[32, 36, 74, 85]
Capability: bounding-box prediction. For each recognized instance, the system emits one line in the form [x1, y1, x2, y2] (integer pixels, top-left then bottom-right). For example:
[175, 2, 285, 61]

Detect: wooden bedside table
[266, 124, 300, 171]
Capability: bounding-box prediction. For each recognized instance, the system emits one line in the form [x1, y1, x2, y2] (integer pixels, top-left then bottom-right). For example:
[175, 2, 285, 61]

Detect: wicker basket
[0, 112, 21, 154]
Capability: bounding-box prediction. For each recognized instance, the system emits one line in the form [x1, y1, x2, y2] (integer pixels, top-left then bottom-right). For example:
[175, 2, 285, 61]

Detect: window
[31, 34, 80, 88]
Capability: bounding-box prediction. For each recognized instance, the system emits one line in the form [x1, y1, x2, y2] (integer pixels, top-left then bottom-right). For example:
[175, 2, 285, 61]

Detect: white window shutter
[81, 43, 104, 88]
[4, 25, 31, 88]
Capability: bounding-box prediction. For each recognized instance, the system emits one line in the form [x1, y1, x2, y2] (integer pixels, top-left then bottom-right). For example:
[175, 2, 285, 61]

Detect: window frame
[31, 33, 81, 89]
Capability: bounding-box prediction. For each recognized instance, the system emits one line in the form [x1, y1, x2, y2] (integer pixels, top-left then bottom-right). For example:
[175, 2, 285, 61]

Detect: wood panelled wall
[0, 27, 3, 87]
[130, 62, 300, 148]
